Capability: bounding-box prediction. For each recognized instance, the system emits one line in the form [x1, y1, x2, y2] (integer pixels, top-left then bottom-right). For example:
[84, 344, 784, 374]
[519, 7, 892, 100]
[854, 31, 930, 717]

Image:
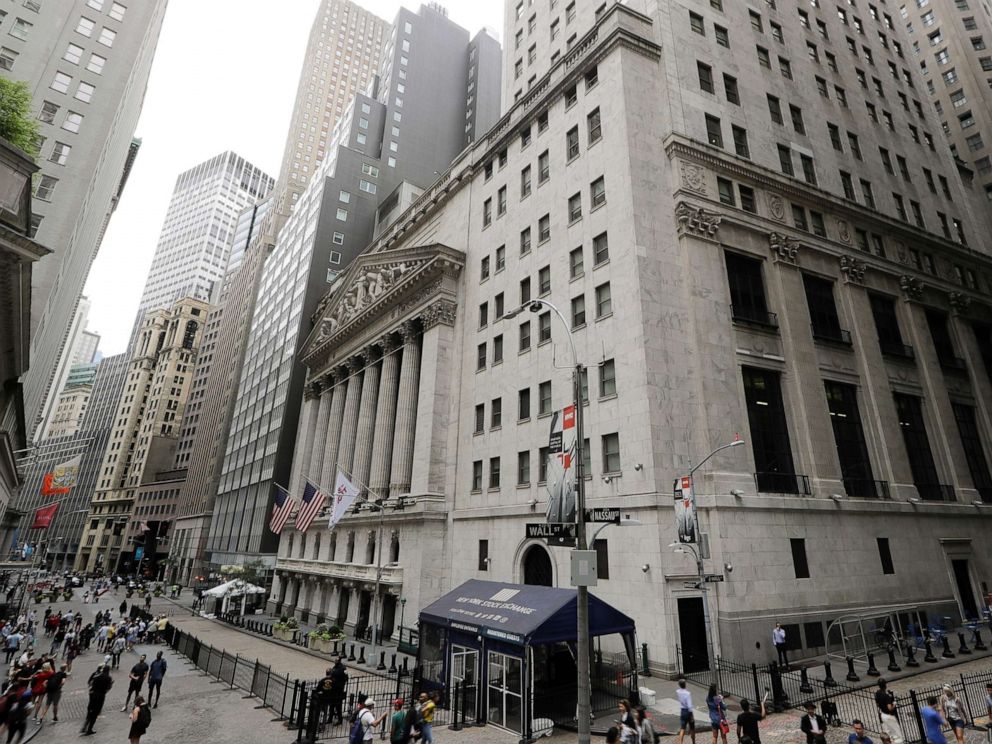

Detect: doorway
[678, 596, 710, 673]
[451, 645, 480, 723]
[951, 559, 979, 620]
[487, 651, 522, 733]
[523, 545, 553, 587]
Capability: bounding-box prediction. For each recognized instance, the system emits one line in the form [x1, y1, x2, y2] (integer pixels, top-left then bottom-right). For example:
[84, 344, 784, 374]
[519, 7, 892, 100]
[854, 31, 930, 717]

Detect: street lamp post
[505, 299, 593, 744]
[670, 438, 745, 684]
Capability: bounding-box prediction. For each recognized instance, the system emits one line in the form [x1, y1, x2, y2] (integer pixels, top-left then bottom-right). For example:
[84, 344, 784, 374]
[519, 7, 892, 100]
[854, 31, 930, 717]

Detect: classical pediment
[301, 243, 463, 365]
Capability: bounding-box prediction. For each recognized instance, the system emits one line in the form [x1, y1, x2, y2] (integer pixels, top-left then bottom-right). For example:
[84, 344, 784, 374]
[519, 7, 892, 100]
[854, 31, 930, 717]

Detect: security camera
[724, 562, 733, 573]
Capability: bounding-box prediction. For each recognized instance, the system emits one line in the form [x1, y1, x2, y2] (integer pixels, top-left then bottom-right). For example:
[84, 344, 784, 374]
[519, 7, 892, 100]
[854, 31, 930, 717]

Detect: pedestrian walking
[874, 679, 905, 744]
[127, 694, 151, 744]
[922, 697, 947, 744]
[772, 623, 789, 668]
[676, 678, 696, 744]
[121, 654, 149, 711]
[801, 701, 828, 744]
[706, 684, 729, 744]
[736, 697, 766, 744]
[939, 685, 966, 744]
[849, 719, 875, 744]
[147, 651, 166, 708]
[35, 662, 67, 724]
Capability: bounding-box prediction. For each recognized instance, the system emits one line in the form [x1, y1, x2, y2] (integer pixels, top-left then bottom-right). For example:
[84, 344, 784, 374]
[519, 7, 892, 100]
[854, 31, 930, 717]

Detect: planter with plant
[273, 615, 299, 641]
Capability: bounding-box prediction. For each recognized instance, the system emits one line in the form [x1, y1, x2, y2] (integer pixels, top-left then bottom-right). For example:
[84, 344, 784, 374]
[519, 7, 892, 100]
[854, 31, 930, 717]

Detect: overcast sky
[84, 0, 503, 355]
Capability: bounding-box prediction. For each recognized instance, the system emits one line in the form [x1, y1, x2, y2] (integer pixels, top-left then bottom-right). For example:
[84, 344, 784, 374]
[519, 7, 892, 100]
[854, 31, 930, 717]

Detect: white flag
[329, 469, 359, 530]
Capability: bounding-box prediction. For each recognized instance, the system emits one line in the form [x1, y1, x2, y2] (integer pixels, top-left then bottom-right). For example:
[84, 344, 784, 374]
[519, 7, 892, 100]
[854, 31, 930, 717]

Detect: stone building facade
[271, 1, 992, 673]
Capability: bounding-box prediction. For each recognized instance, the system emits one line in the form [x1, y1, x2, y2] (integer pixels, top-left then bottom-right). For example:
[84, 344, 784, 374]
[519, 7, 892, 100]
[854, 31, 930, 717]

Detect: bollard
[348, 644, 356, 662]
[389, 654, 397, 674]
[377, 651, 386, 671]
[845, 656, 860, 682]
[823, 661, 838, 688]
[866, 653, 880, 676]
[924, 639, 938, 663]
[357, 646, 366, 665]
[799, 667, 814, 694]
[941, 635, 955, 659]
[905, 643, 919, 667]
[449, 682, 462, 731]
[957, 632, 971, 655]
[973, 629, 987, 651]
[886, 647, 901, 672]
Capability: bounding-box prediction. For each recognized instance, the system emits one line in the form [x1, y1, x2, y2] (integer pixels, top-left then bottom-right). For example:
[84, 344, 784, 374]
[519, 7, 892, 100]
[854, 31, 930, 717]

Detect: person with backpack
[128, 694, 151, 743]
[349, 698, 385, 744]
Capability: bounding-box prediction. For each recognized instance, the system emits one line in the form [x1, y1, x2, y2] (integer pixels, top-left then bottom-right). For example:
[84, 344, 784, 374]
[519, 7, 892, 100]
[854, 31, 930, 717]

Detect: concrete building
[201, 3, 501, 574]
[75, 298, 209, 574]
[14, 352, 128, 567]
[0, 137, 51, 558]
[0, 1, 168, 443]
[269, 0, 992, 690]
[127, 152, 273, 347]
[901, 0, 992, 200]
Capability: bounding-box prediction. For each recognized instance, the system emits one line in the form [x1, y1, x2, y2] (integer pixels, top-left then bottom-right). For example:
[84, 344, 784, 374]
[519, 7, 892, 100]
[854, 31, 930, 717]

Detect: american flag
[268, 484, 296, 534]
[296, 480, 327, 533]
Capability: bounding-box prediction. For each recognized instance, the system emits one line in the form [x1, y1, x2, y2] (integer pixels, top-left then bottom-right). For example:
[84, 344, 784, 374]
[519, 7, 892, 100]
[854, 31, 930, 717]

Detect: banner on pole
[545, 404, 577, 525]
[41, 455, 81, 497]
[31, 503, 59, 530]
[674, 475, 697, 544]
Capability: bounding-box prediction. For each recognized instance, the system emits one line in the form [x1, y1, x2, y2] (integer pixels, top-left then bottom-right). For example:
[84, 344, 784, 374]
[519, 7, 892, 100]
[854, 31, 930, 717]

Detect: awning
[419, 580, 635, 646]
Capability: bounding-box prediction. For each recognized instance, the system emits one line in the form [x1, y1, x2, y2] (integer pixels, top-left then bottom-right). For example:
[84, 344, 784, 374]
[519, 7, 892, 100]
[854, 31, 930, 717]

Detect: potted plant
[273, 615, 299, 642]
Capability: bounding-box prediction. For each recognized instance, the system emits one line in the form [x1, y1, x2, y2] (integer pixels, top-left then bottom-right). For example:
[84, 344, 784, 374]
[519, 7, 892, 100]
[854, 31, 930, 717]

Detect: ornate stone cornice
[948, 291, 972, 315]
[769, 232, 800, 265]
[675, 202, 721, 239]
[839, 255, 867, 284]
[899, 275, 925, 302]
[421, 299, 457, 330]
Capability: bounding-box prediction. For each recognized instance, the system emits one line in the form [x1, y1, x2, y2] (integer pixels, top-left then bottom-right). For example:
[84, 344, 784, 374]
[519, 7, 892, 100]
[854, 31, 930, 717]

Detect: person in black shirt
[121, 654, 148, 711]
[81, 665, 113, 735]
[736, 697, 766, 744]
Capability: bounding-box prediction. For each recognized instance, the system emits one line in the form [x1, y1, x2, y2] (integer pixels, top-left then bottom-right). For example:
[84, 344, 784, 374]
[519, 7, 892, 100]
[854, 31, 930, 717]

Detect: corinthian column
[389, 322, 421, 497]
[369, 335, 400, 497]
[288, 384, 320, 496]
[320, 369, 349, 488]
[307, 375, 335, 487]
[351, 347, 382, 490]
[335, 358, 364, 476]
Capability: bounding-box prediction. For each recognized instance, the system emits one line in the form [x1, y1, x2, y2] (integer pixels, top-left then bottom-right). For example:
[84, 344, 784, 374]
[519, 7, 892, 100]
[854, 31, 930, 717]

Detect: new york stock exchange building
[269, 6, 992, 677]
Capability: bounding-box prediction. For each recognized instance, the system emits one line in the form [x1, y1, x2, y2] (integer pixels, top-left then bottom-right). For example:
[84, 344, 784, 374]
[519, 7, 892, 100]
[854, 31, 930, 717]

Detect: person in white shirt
[677, 679, 696, 744]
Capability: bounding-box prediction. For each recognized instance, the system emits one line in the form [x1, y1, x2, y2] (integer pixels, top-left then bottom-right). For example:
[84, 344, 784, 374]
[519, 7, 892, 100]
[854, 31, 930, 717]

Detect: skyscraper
[202, 3, 501, 572]
[1, 1, 169, 443]
[128, 152, 273, 345]
[269, 0, 992, 693]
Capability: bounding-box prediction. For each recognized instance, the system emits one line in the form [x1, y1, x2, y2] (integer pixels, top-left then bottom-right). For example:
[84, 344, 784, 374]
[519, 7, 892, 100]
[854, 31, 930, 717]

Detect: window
[590, 177, 606, 208]
[539, 380, 552, 415]
[472, 461, 483, 491]
[51, 71, 71, 93]
[726, 252, 772, 326]
[539, 265, 551, 294]
[718, 177, 736, 206]
[587, 108, 602, 143]
[491, 398, 503, 428]
[566, 127, 580, 160]
[595, 283, 612, 318]
[538, 150, 550, 183]
[518, 388, 531, 420]
[599, 359, 617, 397]
[791, 539, 811, 578]
[62, 111, 83, 133]
[538, 214, 551, 243]
[790, 105, 806, 134]
[731, 125, 750, 158]
[570, 247, 584, 278]
[767, 95, 783, 124]
[724, 74, 740, 105]
[520, 227, 531, 255]
[743, 367, 800, 493]
[894, 393, 943, 500]
[777, 144, 794, 176]
[35, 174, 57, 201]
[705, 115, 723, 147]
[825, 381, 876, 496]
[49, 141, 71, 166]
[698, 61, 715, 92]
[74, 81, 94, 102]
[478, 540, 490, 570]
[571, 295, 586, 328]
[602, 433, 621, 473]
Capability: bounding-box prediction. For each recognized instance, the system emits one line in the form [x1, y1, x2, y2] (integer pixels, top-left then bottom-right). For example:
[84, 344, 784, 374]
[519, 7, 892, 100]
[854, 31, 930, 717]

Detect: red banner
[31, 503, 58, 529]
